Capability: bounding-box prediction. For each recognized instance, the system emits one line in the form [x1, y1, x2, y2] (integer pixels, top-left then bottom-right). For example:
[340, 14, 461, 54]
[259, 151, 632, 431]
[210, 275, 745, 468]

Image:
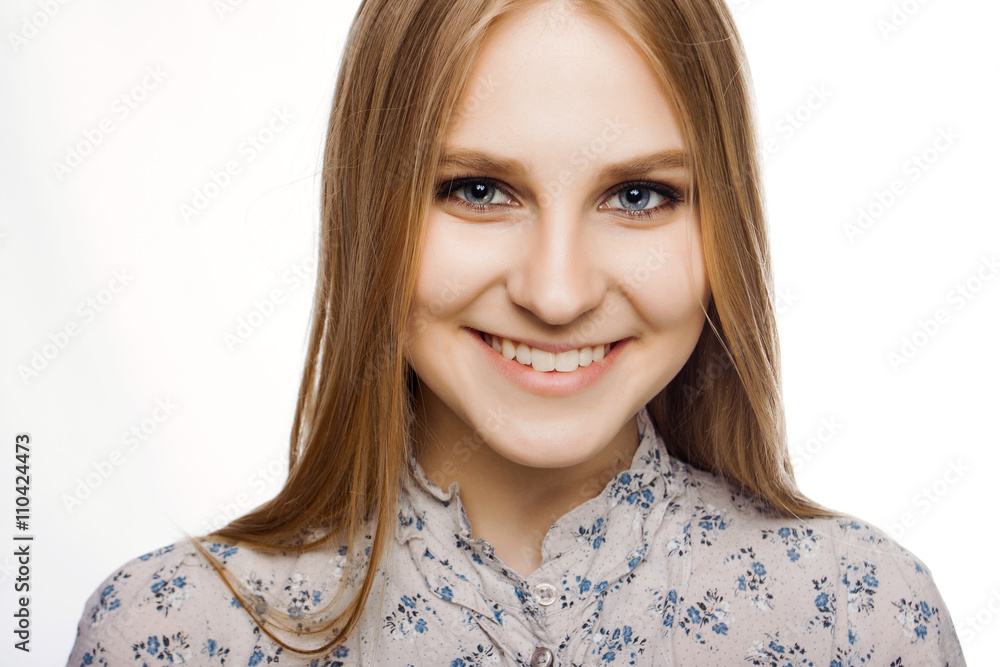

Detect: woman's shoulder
[669, 464, 966, 665]
[676, 461, 949, 594]
[66, 531, 354, 666]
[671, 459, 921, 563]
[784, 513, 966, 665]
[66, 538, 240, 665]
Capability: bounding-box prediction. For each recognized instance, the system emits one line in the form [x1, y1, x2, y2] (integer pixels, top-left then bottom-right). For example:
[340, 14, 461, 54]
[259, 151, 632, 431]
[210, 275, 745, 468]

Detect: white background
[1, 0, 997, 664]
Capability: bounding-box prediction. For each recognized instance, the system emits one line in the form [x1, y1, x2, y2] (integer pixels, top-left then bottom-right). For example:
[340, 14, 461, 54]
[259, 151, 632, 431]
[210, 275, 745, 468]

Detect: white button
[533, 582, 557, 606]
[530, 646, 554, 667]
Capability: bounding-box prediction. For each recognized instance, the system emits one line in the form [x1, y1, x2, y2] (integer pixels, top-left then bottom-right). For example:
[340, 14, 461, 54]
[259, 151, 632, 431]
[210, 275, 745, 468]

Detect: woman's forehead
[445, 5, 686, 176]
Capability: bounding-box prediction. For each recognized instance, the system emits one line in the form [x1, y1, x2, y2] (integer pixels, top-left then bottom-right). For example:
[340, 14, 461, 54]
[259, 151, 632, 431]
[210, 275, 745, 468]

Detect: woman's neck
[411, 390, 640, 579]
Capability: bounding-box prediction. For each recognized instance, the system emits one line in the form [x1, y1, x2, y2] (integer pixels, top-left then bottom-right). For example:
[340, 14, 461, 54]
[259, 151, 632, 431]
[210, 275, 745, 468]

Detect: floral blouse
[68, 406, 966, 666]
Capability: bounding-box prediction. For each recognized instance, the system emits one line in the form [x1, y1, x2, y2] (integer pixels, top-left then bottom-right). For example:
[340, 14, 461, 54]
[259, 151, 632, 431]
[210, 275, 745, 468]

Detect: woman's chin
[475, 421, 617, 471]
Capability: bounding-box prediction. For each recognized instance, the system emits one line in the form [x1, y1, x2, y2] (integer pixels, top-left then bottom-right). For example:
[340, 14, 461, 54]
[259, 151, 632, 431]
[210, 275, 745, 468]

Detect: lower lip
[466, 327, 630, 396]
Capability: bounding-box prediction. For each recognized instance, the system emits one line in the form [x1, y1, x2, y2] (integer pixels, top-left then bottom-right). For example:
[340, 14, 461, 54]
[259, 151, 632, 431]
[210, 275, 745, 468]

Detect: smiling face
[404, 4, 711, 470]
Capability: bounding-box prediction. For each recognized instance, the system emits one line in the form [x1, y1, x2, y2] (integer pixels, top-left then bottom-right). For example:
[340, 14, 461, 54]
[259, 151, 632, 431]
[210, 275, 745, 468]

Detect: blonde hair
[185, 0, 845, 655]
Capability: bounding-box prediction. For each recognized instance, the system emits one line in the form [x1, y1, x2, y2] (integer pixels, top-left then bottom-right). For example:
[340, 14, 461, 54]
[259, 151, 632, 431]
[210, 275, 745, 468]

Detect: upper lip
[470, 327, 622, 354]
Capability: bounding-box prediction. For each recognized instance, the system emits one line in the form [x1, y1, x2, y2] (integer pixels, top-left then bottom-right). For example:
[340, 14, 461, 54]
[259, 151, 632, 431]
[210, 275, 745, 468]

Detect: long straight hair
[185, 0, 846, 655]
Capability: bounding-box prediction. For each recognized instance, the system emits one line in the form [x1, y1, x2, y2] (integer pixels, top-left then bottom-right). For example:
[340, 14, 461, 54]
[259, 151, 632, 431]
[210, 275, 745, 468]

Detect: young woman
[68, 0, 966, 665]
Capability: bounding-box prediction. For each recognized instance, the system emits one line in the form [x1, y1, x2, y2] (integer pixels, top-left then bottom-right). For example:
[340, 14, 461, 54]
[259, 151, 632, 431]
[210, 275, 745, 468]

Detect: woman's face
[405, 4, 711, 469]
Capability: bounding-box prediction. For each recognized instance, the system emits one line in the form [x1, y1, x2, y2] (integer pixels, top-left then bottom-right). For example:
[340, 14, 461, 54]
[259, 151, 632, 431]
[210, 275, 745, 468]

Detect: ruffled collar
[394, 405, 685, 619]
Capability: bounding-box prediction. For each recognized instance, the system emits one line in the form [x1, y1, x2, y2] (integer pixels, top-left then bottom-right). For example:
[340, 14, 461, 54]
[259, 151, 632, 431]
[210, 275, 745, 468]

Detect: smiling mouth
[474, 328, 621, 373]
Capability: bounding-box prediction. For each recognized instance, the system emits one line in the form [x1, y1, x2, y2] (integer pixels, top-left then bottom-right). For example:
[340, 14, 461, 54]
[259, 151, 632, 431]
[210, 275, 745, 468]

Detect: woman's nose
[505, 207, 606, 327]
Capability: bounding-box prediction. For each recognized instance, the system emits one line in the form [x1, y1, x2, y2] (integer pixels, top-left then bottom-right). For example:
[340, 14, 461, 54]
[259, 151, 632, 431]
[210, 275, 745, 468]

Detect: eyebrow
[437, 148, 691, 182]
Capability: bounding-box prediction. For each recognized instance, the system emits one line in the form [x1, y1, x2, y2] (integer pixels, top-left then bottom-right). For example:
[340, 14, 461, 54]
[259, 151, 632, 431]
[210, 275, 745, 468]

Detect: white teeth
[482, 332, 612, 373]
[554, 349, 578, 372]
[515, 342, 531, 364]
[532, 348, 555, 372]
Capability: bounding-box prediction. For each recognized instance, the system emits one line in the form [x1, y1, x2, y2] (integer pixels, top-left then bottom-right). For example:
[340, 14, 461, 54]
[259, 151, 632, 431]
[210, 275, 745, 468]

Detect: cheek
[628, 228, 710, 331]
[408, 215, 495, 329]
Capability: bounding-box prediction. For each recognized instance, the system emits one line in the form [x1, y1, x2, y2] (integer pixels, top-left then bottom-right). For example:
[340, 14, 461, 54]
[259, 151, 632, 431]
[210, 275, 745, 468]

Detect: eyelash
[434, 174, 686, 220]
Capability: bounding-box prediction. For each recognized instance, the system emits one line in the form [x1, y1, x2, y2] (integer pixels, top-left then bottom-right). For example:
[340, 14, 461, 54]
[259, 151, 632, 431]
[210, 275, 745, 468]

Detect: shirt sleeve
[835, 519, 967, 666]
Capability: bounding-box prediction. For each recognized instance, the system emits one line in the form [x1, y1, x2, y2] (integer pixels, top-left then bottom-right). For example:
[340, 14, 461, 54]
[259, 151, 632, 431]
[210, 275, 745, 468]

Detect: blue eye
[435, 176, 515, 211]
[434, 174, 685, 219]
[604, 182, 685, 219]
